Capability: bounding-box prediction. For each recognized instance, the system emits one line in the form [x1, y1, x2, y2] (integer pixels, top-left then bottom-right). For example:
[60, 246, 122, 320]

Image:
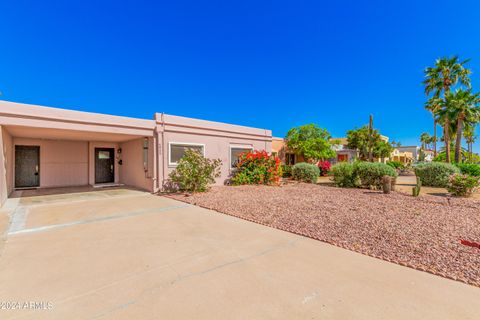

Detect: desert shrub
[455, 163, 480, 177]
[169, 149, 221, 192]
[231, 150, 282, 185]
[386, 160, 404, 170]
[317, 160, 331, 176]
[355, 162, 397, 188]
[414, 162, 460, 187]
[446, 173, 480, 197]
[330, 162, 359, 188]
[282, 164, 292, 177]
[292, 162, 320, 183]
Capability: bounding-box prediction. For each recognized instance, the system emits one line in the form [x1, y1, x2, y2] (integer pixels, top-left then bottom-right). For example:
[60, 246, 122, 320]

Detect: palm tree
[423, 56, 472, 163]
[420, 132, 432, 150]
[425, 96, 442, 156]
[464, 124, 477, 162]
[444, 90, 480, 162]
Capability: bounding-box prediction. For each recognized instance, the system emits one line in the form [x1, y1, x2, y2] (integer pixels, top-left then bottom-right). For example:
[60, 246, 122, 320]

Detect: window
[169, 143, 205, 166]
[285, 153, 296, 165]
[230, 146, 253, 168]
[98, 151, 111, 159]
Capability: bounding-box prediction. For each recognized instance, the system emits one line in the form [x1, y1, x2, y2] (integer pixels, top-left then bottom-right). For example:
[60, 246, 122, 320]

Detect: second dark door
[15, 145, 40, 188]
[95, 148, 115, 184]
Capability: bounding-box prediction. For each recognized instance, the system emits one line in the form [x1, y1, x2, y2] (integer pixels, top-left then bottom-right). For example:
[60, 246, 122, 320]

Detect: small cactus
[391, 176, 397, 192]
[412, 176, 422, 197]
[382, 176, 392, 194]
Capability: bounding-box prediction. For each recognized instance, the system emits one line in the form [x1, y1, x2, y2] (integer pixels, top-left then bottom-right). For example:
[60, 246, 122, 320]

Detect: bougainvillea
[231, 150, 282, 186]
[317, 160, 331, 176]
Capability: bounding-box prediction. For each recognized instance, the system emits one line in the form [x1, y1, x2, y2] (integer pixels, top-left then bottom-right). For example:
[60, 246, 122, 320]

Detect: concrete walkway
[0, 188, 479, 319]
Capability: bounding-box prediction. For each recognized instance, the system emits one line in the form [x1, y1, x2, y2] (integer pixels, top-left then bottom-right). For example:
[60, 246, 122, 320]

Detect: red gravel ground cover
[167, 183, 480, 287]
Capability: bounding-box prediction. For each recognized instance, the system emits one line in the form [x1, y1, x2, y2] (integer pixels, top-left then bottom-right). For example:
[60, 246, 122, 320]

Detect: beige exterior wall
[0, 101, 273, 203]
[156, 113, 272, 188]
[4, 129, 13, 196]
[119, 138, 155, 191]
[0, 126, 9, 205]
[14, 138, 89, 188]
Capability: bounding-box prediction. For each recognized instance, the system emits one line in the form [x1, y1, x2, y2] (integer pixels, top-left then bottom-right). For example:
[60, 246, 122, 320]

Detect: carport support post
[0, 126, 7, 206]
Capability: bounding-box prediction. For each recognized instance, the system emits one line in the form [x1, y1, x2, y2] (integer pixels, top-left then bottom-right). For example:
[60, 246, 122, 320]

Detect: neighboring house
[330, 138, 357, 163]
[423, 149, 434, 162]
[0, 101, 272, 207]
[390, 148, 414, 164]
[394, 146, 421, 161]
[271, 137, 304, 165]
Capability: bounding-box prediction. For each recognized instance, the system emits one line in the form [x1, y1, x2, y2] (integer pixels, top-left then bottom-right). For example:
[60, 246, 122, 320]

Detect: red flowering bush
[231, 150, 282, 186]
[317, 160, 331, 176]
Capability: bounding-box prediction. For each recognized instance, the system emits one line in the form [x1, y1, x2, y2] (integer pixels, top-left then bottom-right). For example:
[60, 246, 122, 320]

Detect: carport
[0, 101, 157, 206]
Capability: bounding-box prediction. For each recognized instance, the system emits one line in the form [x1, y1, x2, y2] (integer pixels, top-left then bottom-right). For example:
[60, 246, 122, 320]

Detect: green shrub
[455, 163, 480, 177]
[446, 173, 480, 197]
[355, 162, 397, 188]
[292, 162, 320, 183]
[330, 162, 359, 188]
[282, 164, 292, 178]
[169, 149, 222, 192]
[231, 150, 282, 185]
[414, 162, 460, 187]
[386, 160, 404, 170]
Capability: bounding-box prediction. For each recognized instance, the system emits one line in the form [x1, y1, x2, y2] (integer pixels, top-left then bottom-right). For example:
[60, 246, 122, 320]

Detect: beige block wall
[119, 138, 154, 191]
[14, 138, 89, 188]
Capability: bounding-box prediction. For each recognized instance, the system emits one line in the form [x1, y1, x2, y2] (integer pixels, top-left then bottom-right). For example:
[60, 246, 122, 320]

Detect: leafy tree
[285, 124, 336, 162]
[374, 140, 394, 162]
[423, 56, 472, 163]
[346, 126, 393, 161]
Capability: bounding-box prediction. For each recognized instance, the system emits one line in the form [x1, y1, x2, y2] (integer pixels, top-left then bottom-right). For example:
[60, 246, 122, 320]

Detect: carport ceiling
[5, 126, 149, 142]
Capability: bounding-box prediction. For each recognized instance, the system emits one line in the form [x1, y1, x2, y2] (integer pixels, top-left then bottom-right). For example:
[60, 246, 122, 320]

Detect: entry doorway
[95, 148, 115, 184]
[15, 145, 40, 188]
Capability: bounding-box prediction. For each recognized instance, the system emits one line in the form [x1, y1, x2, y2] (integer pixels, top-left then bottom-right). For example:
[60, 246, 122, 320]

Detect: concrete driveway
[0, 188, 479, 319]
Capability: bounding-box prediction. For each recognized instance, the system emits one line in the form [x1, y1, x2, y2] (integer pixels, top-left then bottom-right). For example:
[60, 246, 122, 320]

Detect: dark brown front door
[15, 146, 40, 188]
[95, 148, 115, 184]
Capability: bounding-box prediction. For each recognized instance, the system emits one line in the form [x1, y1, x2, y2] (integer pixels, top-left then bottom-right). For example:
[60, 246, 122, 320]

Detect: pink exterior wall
[119, 138, 155, 191]
[4, 128, 13, 195]
[155, 113, 272, 189]
[0, 126, 12, 205]
[14, 138, 89, 188]
[0, 101, 273, 203]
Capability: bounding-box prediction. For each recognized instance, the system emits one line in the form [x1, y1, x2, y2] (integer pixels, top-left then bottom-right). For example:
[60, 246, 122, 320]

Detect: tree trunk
[444, 118, 451, 163]
[368, 114, 373, 162]
[433, 119, 437, 157]
[455, 117, 463, 163]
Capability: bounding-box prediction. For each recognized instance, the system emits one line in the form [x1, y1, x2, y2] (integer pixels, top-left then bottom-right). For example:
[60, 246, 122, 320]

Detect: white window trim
[168, 142, 206, 167]
[229, 145, 254, 169]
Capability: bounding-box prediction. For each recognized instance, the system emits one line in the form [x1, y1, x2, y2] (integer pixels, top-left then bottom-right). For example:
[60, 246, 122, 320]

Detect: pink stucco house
[0, 100, 272, 207]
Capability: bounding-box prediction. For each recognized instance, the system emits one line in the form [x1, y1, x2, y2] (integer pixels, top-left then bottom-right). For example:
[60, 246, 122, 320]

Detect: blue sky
[1, 1, 480, 150]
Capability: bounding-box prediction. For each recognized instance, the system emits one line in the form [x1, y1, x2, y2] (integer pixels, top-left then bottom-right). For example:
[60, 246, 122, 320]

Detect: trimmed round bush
[414, 162, 460, 187]
[330, 162, 359, 188]
[354, 162, 397, 188]
[292, 162, 320, 183]
[455, 163, 480, 177]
